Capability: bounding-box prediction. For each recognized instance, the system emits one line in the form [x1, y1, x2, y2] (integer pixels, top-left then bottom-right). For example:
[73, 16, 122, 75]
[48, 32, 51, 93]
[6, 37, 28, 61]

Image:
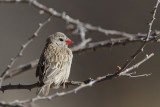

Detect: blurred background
[0, 0, 160, 107]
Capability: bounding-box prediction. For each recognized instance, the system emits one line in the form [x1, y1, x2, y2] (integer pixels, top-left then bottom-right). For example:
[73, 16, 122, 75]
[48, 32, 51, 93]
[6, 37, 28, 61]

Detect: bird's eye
[59, 38, 64, 41]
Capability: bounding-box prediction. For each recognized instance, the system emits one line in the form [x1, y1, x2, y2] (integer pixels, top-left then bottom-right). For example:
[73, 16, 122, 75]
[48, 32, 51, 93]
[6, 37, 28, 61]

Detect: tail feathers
[37, 84, 51, 96]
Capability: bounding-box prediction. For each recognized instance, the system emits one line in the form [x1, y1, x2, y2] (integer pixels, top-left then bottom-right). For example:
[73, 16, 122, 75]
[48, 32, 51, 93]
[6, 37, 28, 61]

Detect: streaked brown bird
[36, 32, 73, 96]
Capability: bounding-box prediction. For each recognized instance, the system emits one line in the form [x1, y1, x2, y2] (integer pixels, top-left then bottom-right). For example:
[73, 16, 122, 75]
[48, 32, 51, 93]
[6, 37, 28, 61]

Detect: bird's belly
[52, 69, 70, 88]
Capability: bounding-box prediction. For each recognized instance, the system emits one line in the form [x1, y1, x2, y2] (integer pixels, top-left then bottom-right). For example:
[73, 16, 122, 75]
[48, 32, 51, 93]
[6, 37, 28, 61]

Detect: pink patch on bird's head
[65, 38, 73, 45]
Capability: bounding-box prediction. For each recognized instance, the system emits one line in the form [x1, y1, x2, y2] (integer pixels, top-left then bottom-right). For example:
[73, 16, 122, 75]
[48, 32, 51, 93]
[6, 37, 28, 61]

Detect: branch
[119, 53, 154, 77]
[0, 82, 40, 92]
[0, 53, 154, 91]
[0, 53, 154, 107]
[72, 34, 160, 54]
[0, 81, 82, 92]
[146, 0, 160, 41]
[0, 0, 135, 38]
[4, 59, 39, 80]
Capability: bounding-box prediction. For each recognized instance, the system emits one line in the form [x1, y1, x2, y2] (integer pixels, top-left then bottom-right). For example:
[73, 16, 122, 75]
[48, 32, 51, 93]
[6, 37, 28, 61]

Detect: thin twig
[119, 53, 154, 76]
[146, 0, 160, 41]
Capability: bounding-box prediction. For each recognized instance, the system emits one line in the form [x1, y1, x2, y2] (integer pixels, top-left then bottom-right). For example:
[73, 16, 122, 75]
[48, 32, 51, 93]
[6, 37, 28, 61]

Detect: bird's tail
[37, 84, 51, 96]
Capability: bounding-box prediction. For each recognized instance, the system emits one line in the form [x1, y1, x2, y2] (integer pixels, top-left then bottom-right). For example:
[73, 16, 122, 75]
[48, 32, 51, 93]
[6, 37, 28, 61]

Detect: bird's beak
[65, 38, 73, 45]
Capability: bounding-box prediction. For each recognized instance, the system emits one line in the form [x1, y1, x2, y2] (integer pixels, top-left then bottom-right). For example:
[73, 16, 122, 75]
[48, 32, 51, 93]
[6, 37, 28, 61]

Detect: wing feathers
[36, 44, 73, 96]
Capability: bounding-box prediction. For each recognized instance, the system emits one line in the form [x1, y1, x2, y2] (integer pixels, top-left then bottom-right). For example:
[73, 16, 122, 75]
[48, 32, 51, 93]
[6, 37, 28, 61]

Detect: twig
[0, 16, 52, 87]
[119, 53, 154, 76]
[146, 0, 160, 41]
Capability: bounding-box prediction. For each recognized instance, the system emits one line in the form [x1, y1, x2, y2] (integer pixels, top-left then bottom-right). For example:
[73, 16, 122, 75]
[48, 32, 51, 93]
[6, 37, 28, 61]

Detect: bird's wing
[36, 50, 46, 78]
[36, 44, 73, 86]
[36, 43, 51, 79]
[43, 47, 73, 86]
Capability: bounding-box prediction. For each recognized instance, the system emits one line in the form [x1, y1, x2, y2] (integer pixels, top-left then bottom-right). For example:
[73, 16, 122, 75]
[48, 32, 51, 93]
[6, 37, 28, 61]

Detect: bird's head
[47, 32, 73, 47]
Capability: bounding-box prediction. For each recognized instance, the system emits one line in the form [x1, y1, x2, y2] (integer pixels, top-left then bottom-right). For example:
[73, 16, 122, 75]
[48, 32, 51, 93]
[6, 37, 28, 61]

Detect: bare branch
[0, 53, 154, 92]
[72, 34, 159, 54]
[0, 82, 40, 92]
[119, 53, 154, 76]
[0, 53, 154, 107]
[146, 0, 160, 41]
[4, 59, 39, 80]
[0, 81, 82, 92]
[0, 102, 19, 107]
[0, 0, 135, 38]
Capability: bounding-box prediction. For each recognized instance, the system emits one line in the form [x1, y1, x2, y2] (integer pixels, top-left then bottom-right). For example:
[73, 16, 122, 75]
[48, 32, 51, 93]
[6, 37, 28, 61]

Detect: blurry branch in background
[0, 53, 154, 107]
[4, 60, 39, 80]
[0, 0, 134, 38]
[0, 16, 52, 88]
[0, 0, 159, 107]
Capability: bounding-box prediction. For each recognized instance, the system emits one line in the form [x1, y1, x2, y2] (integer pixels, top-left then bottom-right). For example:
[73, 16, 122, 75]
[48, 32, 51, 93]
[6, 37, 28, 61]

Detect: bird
[36, 32, 73, 96]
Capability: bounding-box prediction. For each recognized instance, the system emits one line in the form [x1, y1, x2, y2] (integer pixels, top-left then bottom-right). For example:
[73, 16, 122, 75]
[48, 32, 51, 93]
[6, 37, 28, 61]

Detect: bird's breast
[44, 44, 72, 63]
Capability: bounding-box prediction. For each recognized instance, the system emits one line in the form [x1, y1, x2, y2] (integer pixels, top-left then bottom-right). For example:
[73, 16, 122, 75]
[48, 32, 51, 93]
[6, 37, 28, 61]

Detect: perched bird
[36, 32, 73, 96]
